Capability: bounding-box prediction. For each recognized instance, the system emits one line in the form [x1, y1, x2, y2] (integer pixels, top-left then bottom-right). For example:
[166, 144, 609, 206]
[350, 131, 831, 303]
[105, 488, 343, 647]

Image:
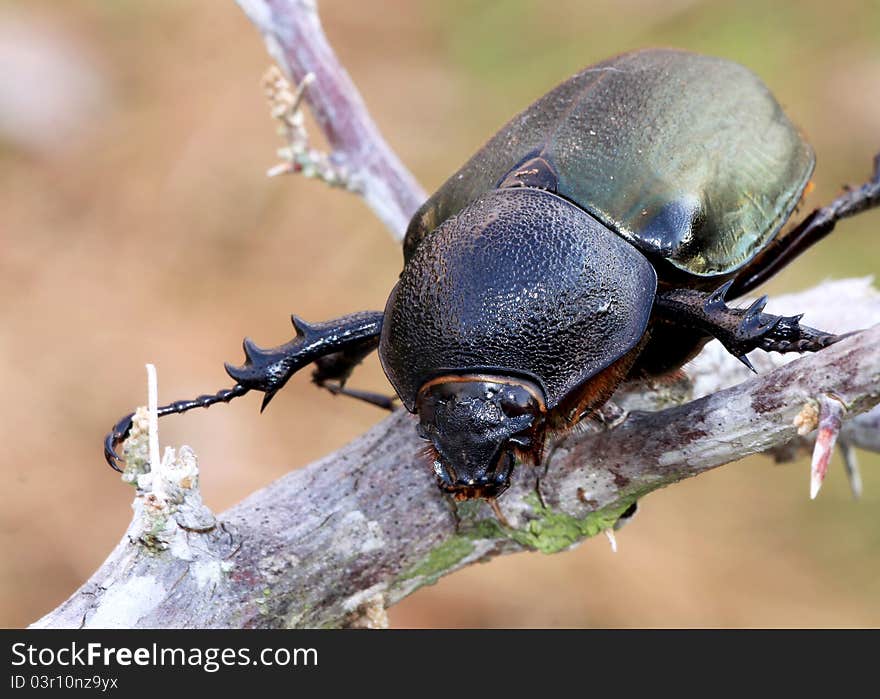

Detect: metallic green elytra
[404, 48, 815, 277]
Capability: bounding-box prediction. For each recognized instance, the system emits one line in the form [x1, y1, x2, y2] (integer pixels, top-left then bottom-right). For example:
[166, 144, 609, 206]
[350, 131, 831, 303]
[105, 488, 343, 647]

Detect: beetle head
[415, 375, 545, 500]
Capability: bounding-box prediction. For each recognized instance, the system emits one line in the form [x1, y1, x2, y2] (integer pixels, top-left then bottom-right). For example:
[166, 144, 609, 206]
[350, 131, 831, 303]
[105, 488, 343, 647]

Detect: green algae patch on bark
[505, 500, 633, 553]
[462, 495, 637, 554]
[398, 495, 636, 591]
[400, 536, 475, 585]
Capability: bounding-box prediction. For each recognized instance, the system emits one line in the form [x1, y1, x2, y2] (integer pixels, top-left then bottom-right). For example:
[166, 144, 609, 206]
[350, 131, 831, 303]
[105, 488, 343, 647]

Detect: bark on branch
[32, 2, 880, 629]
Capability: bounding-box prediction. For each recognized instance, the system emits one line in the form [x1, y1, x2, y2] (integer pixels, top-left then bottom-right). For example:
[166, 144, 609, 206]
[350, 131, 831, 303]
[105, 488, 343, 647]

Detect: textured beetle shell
[404, 48, 814, 277]
[380, 188, 658, 410]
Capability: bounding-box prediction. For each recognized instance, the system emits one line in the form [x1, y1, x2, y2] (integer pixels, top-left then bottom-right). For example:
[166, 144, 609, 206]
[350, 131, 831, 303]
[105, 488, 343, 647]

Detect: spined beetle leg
[103, 310, 387, 470]
[654, 281, 845, 371]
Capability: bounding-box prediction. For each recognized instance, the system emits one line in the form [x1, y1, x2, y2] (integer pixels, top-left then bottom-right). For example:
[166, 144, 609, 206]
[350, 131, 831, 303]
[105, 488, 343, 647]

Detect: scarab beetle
[105, 49, 880, 502]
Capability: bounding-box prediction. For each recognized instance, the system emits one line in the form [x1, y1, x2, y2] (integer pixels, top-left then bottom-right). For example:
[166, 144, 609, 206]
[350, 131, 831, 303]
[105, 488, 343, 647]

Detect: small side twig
[146, 363, 164, 501]
[810, 394, 847, 499]
[237, 0, 427, 238]
[263, 68, 354, 188]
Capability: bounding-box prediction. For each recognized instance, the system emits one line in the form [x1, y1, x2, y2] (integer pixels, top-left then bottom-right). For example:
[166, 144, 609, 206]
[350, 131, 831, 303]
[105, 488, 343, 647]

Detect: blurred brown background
[2, 0, 879, 628]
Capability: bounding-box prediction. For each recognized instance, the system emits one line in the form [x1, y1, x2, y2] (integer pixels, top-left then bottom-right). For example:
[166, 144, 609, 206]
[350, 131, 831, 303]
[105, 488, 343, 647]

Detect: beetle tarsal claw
[104, 412, 135, 472]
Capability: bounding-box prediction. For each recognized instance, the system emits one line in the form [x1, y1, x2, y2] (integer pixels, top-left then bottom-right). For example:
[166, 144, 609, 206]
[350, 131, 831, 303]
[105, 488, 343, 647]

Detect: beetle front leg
[104, 310, 385, 470]
[224, 311, 385, 411]
[654, 282, 843, 371]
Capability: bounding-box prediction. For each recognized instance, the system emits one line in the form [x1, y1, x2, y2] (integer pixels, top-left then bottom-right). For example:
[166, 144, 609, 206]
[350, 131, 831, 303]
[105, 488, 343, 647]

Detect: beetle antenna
[103, 383, 250, 472]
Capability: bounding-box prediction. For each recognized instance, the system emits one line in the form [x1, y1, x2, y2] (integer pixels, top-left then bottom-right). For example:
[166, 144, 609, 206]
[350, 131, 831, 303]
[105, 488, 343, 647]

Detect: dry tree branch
[32, 281, 880, 629]
[236, 0, 426, 237]
[31, 2, 880, 628]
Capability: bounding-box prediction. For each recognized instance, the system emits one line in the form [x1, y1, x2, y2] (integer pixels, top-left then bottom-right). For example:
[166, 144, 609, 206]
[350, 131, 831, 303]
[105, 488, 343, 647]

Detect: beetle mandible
[105, 49, 880, 503]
